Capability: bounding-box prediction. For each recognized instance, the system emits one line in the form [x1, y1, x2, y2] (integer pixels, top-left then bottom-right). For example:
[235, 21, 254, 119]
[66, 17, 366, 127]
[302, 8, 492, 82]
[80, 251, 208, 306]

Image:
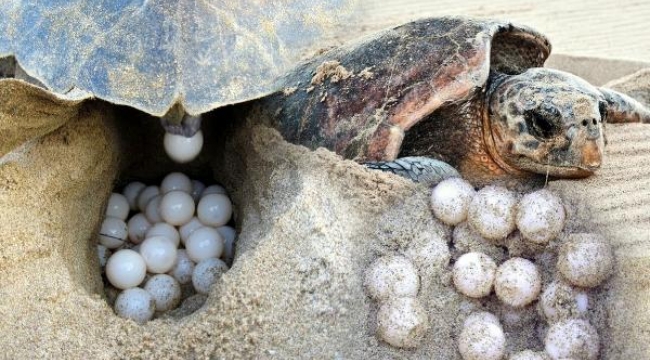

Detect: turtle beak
[581, 139, 603, 170]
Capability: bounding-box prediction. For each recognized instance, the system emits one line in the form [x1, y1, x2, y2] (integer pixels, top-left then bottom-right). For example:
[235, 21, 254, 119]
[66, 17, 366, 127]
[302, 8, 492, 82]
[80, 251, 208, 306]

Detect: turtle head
[487, 68, 607, 178]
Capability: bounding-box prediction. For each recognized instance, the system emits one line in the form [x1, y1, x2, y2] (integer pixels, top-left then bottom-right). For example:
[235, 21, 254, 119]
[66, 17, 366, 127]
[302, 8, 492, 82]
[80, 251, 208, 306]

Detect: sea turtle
[261, 17, 650, 185]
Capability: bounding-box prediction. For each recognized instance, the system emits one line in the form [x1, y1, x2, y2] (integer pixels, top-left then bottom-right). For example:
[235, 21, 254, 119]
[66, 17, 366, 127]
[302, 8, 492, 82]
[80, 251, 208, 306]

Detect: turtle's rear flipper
[364, 156, 459, 186]
[599, 87, 650, 124]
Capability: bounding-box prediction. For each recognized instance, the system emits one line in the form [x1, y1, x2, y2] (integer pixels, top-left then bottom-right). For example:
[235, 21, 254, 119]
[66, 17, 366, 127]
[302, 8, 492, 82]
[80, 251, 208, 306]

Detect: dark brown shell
[263, 17, 551, 162]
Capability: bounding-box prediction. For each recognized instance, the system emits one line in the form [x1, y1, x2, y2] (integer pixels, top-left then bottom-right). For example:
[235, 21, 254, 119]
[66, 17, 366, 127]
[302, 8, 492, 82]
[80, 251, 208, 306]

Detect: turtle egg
[139, 235, 178, 273]
[105, 249, 147, 289]
[509, 350, 550, 360]
[192, 258, 229, 294]
[458, 311, 505, 360]
[190, 180, 206, 201]
[430, 177, 476, 225]
[179, 217, 204, 245]
[168, 249, 195, 285]
[160, 190, 195, 226]
[164, 130, 203, 163]
[105, 192, 130, 220]
[376, 297, 429, 349]
[146, 222, 180, 248]
[516, 190, 566, 245]
[136, 185, 160, 212]
[364, 255, 420, 302]
[545, 319, 599, 360]
[557, 233, 613, 288]
[99, 217, 128, 249]
[185, 227, 224, 262]
[144, 194, 164, 223]
[97, 244, 111, 269]
[160, 172, 192, 194]
[452, 252, 497, 298]
[201, 184, 227, 197]
[122, 181, 146, 211]
[114, 288, 155, 324]
[127, 213, 152, 244]
[468, 185, 517, 241]
[197, 193, 232, 227]
[494, 257, 541, 307]
[144, 274, 182, 312]
[217, 226, 237, 263]
[540, 281, 588, 323]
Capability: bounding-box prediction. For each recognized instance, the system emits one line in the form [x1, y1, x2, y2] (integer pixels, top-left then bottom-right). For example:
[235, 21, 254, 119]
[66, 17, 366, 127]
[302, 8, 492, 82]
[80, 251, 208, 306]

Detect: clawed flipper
[160, 104, 202, 137]
[364, 156, 460, 186]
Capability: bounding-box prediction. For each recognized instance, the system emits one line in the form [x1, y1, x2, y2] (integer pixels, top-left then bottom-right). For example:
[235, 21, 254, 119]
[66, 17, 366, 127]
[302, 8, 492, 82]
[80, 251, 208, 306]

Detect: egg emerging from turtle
[164, 131, 204, 163]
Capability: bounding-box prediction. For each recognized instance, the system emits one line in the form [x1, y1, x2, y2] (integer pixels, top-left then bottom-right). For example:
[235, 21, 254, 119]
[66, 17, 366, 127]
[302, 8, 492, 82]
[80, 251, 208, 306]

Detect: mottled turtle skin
[260, 17, 650, 185]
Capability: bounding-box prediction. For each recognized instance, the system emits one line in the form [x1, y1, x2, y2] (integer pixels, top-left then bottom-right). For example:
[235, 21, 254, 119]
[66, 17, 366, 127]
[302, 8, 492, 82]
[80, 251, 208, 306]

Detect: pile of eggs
[364, 178, 613, 360]
[96, 172, 236, 323]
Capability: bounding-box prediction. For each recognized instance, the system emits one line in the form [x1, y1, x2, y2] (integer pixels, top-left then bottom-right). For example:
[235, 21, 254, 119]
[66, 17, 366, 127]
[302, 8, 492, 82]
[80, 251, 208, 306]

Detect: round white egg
[105, 249, 147, 289]
[516, 189, 566, 245]
[458, 311, 506, 360]
[144, 194, 164, 223]
[168, 249, 195, 285]
[364, 255, 419, 302]
[139, 235, 178, 273]
[127, 213, 152, 244]
[190, 180, 206, 201]
[509, 350, 549, 360]
[540, 281, 589, 323]
[468, 185, 517, 241]
[146, 222, 180, 248]
[201, 184, 227, 197]
[192, 258, 229, 294]
[376, 297, 429, 349]
[136, 185, 160, 212]
[185, 227, 224, 262]
[106, 192, 130, 220]
[122, 181, 146, 211]
[179, 217, 204, 245]
[144, 274, 182, 312]
[545, 319, 599, 360]
[430, 178, 476, 225]
[494, 257, 541, 307]
[217, 226, 237, 262]
[164, 130, 203, 164]
[558, 233, 613, 288]
[452, 252, 497, 298]
[160, 172, 193, 194]
[159, 190, 195, 226]
[114, 288, 155, 324]
[99, 217, 128, 249]
[197, 193, 232, 227]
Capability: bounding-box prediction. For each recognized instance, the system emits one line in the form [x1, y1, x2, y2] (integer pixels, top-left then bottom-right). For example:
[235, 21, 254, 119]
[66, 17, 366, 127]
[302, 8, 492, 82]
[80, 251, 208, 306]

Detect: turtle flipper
[364, 156, 460, 186]
[599, 87, 650, 124]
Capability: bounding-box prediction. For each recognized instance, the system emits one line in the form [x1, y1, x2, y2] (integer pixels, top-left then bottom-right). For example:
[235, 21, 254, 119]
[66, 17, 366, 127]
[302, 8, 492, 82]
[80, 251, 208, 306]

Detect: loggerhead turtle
[262, 17, 650, 185]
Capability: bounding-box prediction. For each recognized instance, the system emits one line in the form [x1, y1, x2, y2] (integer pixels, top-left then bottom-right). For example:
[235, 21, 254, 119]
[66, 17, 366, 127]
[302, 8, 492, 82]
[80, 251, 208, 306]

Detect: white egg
[146, 222, 180, 248]
[122, 181, 146, 211]
[545, 319, 599, 360]
[452, 252, 497, 298]
[185, 227, 224, 262]
[164, 130, 203, 163]
[468, 185, 517, 241]
[190, 180, 206, 202]
[144, 194, 164, 223]
[139, 235, 178, 273]
[509, 350, 549, 360]
[458, 311, 505, 360]
[105, 192, 130, 220]
[99, 217, 128, 249]
[364, 255, 419, 302]
[201, 184, 227, 197]
[192, 258, 229, 294]
[167, 249, 195, 285]
[557, 233, 613, 288]
[159, 190, 195, 226]
[105, 249, 147, 289]
[494, 257, 541, 307]
[114, 288, 155, 324]
[160, 172, 193, 194]
[197, 193, 232, 227]
[516, 190, 566, 245]
[217, 226, 237, 263]
[540, 281, 589, 323]
[136, 185, 160, 212]
[127, 213, 152, 244]
[143, 274, 182, 312]
[430, 178, 476, 225]
[376, 297, 429, 349]
[179, 217, 204, 245]
[97, 244, 111, 269]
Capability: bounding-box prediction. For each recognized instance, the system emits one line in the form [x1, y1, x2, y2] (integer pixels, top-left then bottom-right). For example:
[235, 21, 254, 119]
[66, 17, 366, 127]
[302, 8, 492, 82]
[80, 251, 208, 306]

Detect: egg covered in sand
[376, 297, 429, 349]
[468, 185, 517, 241]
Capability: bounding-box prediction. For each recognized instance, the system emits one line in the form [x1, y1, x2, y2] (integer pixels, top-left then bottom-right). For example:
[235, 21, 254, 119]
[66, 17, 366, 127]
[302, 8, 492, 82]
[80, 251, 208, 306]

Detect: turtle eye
[524, 110, 561, 139]
[598, 101, 608, 122]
